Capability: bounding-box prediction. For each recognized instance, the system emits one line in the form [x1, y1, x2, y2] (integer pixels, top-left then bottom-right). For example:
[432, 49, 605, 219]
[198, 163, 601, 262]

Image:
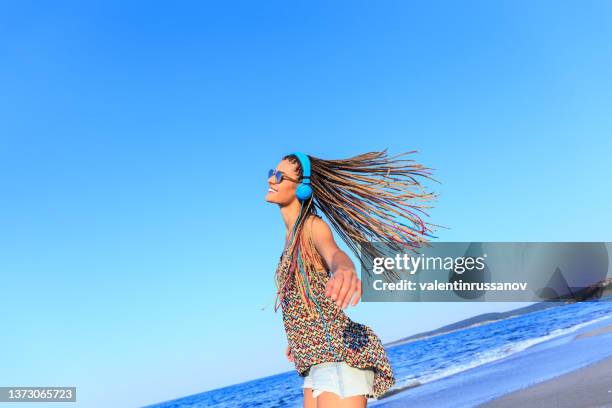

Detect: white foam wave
[394, 313, 612, 389]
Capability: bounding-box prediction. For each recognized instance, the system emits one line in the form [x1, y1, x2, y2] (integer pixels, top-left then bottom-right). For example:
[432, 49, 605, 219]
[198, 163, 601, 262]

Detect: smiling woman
[264, 150, 439, 407]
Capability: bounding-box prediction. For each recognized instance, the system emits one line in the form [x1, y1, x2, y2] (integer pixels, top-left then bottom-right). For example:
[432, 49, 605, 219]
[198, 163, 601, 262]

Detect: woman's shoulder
[302, 214, 333, 243]
[303, 213, 334, 239]
[306, 212, 323, 221]
[299, 214, 330, 271]
[304, 213, 326, 229]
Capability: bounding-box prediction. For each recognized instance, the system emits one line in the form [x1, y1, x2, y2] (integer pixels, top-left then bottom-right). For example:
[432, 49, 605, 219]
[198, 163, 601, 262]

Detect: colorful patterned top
[275, 229, 396, 399]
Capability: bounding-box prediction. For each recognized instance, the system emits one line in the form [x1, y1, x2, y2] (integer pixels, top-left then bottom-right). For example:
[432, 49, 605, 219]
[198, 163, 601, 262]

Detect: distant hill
[384, 301, 562, 347]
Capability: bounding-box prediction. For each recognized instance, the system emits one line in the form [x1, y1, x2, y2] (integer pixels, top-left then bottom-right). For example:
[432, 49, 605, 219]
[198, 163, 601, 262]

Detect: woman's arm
[309, 217, 362, 309]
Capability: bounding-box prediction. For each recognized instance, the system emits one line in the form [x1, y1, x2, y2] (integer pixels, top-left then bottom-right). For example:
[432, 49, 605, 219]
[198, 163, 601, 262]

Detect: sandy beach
[478, 354, 612, 407]
[373, 317, 612, 408]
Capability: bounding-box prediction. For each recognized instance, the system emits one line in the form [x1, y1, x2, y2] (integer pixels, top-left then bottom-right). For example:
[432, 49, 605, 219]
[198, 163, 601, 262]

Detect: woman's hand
[285, 344, 294, 362]
[325, 266, 362, 309]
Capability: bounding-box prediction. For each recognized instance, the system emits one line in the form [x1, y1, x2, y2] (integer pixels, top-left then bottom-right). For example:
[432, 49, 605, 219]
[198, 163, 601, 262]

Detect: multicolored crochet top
[275, 234, 396, 399]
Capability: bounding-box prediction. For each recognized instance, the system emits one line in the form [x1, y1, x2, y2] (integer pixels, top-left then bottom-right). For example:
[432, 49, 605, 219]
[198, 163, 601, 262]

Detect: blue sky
[1, 1, 611, 407]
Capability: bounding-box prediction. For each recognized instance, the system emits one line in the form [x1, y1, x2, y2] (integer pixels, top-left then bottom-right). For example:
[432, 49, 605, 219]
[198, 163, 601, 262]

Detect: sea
[145, 295, 612, 408]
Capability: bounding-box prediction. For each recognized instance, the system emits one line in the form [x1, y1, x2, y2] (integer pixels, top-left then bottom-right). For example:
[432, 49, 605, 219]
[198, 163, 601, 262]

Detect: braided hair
[274, 149, 441, 313]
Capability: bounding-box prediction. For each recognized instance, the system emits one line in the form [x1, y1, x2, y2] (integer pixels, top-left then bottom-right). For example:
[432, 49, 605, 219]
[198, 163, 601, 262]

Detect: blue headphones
[291, 151, 312, 201]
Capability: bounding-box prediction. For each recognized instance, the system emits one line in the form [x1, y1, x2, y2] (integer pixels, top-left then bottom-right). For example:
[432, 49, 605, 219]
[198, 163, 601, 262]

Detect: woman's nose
[268, 171, 280, 184]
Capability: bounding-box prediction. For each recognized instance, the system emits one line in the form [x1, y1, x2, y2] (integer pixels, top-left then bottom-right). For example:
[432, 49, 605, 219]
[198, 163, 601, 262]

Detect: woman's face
[265, 159, 299, 205]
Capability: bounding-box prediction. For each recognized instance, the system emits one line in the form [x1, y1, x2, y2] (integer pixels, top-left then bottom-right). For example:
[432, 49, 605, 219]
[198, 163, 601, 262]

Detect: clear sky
[1, 1, 611, 407]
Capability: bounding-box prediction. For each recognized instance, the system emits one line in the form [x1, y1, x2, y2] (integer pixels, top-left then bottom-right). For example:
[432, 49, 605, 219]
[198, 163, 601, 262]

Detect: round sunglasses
[268, 169, 298, 184]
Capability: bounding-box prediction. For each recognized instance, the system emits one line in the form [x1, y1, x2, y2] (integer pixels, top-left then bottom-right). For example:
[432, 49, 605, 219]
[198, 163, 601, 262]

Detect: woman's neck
[280, 200, 303, 243]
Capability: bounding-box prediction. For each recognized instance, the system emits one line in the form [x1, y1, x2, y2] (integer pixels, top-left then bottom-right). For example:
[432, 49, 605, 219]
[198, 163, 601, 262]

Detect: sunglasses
[268, 169, 298, 184]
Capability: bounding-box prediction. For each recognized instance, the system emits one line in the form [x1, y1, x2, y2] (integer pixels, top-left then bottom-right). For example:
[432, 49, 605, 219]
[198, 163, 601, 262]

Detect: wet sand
[479, 325, 612, 408]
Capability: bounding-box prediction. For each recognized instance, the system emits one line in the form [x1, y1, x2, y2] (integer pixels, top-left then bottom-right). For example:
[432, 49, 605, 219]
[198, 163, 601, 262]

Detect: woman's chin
[265, 193, 279, 203]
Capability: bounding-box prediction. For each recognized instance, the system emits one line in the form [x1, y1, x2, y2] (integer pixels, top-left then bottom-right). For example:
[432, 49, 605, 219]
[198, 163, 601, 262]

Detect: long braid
[274, 197, 323, 315]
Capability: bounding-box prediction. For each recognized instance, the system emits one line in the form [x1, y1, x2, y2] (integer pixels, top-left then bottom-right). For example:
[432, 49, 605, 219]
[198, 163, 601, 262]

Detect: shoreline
[373, 317, 612, 407]
[478, 354, 612, 407]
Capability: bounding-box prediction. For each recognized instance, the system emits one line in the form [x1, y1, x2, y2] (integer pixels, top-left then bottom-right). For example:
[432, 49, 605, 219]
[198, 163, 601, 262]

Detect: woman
[265, 150, 438, 407]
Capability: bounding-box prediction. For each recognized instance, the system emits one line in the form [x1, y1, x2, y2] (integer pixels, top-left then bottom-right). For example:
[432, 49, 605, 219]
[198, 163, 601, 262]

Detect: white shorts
[302, 361, 375, 399]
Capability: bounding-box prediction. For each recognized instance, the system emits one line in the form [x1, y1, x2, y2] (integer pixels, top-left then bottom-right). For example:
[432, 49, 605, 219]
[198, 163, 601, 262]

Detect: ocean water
[145, 297, 612, 408]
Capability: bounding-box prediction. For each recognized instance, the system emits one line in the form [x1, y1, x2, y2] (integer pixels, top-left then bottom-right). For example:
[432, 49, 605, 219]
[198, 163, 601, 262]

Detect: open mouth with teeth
[268, 186, 278, 193]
